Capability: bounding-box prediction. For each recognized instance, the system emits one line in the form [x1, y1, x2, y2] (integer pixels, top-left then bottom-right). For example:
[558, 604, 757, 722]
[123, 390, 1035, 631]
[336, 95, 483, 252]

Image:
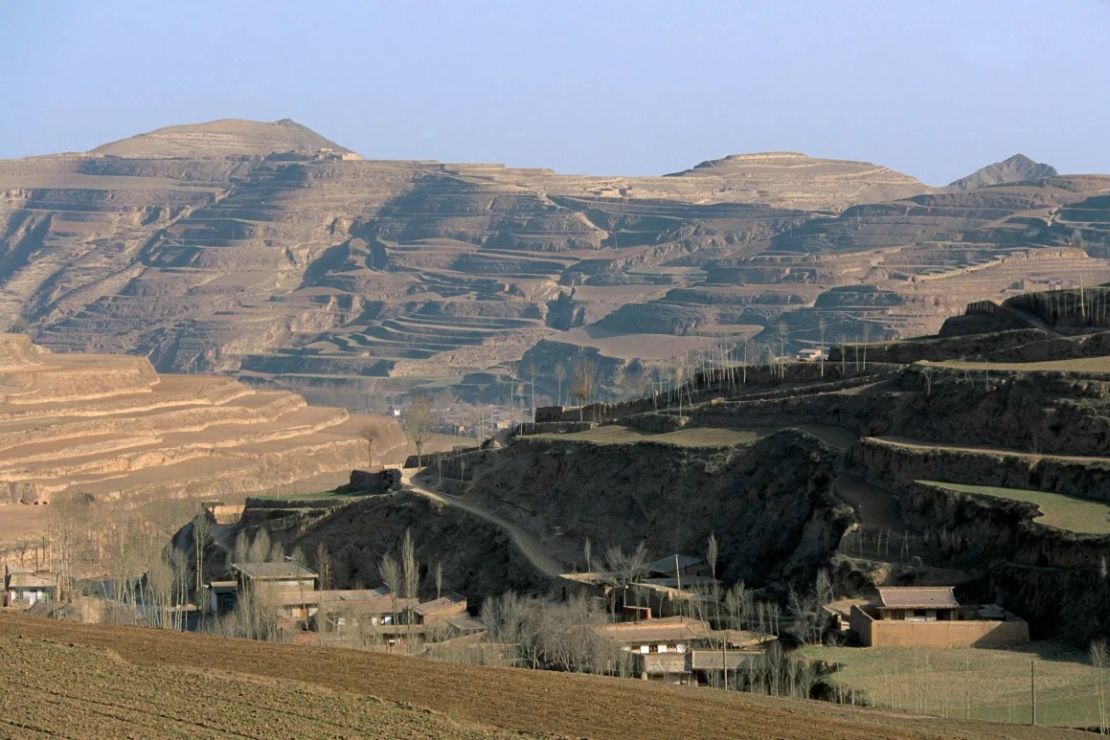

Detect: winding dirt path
[400, 470, 564, 577]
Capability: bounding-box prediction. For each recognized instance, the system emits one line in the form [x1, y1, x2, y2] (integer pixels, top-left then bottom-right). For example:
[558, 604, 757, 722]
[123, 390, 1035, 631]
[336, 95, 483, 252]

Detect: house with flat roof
[849, 586, 1029, 647]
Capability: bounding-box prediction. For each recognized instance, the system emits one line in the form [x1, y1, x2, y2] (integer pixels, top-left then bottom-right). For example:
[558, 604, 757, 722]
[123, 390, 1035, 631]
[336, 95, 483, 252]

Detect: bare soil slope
[0, 614, 1074, 739]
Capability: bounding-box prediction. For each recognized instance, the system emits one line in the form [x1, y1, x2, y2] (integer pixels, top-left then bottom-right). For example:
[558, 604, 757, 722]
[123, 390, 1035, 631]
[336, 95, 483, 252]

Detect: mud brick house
[206, 562, 318, 615]
[3, 566, 56, 608]
[593, 616, 777, 684]
[850, 586, 1029, 647]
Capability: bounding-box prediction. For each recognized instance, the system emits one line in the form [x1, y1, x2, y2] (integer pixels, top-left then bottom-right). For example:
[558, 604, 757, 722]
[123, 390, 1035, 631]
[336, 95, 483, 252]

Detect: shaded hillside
[948, 154, 1058, 191]
[515, 289, 1110, 643]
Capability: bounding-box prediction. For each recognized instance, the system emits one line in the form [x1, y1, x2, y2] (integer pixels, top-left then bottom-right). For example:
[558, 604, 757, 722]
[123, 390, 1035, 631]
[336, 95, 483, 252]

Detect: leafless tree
[404, 395, 434, 467]
[192, 512, 211, 599]
[379, 552, 401, 632]
[434, 561, 443, 599]
[315, 542, 333, 590]
[603, 542, 648, 615]
[247, 529, 271, 563]
[359, 425, 377, 469]
[570, 357, 597, 421]
[402, 529, 420, 632]
[1091, 639, 1108, 735]
[553, 361, 567, 407]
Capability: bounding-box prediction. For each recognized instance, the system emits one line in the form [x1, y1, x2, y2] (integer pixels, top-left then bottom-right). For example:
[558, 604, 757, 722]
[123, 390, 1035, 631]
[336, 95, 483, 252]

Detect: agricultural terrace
[804, 643, 1109, 729]
[919, 480, 1110, 535]
[531, 425, 766, 448]
[922, 357, 1110, 374]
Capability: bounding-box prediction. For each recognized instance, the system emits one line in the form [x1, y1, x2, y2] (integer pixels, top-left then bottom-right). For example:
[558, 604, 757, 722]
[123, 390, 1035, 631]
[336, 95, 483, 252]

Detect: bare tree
[434, 561, 444, 599]
[1091, 639, 1108, 735]
[191, 512, 212, 599]
[378, 552, 402, 632]
[315, 542, 333, 590]
[553, 361, 568, 407]
[401, 529, 420, 631]
[404, 395, 434, 467]
[359, 425, 377, 469]
[247, 530, 271, 563]
[604, 542, 648, 616]
[570, 357, 597, 421]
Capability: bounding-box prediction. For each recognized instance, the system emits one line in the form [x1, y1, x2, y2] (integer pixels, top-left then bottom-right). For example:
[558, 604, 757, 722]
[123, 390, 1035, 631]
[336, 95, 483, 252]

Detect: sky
[1, 1, 1108, 185]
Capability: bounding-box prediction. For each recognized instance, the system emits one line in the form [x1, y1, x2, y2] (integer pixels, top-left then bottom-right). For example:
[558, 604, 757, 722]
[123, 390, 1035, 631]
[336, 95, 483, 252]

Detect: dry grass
[0, 614, 1076, 739]
[920, 480, 1110, 534]
[533, 425, 766, 448]
[804, 642, 1109, 728]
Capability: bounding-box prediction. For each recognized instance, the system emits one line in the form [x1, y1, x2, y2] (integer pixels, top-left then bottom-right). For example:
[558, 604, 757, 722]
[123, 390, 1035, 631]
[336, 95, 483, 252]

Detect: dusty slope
[3, 119, 1110, 413]
[0, 614, 1075, 739]
[91, 117, 357, 158]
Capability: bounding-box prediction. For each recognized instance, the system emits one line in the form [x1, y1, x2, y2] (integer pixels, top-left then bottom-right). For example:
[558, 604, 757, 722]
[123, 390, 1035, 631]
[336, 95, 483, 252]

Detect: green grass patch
[919, 480, 1110, 535]
[531, 425, 766, 448]
[803, 642, 1110, 728]
[251, 488, 358, 503]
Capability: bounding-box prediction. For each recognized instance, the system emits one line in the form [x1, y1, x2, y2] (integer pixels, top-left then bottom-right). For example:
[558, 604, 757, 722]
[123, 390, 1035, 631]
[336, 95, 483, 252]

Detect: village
[3, 472, 1034, 691]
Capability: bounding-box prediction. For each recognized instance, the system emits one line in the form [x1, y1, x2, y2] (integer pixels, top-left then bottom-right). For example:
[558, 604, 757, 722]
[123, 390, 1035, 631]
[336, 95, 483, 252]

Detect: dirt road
[401, 470, 565, 577]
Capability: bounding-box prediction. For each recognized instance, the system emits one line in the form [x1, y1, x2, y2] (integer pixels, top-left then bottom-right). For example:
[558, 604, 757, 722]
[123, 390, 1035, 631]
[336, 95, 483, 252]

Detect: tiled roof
[878, 587, 959, 609]
[415, 593, 466, 615]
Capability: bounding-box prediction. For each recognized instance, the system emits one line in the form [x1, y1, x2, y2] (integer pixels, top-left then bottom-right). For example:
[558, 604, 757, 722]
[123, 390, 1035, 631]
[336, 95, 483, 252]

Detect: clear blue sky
[2, 1, 1108, 184]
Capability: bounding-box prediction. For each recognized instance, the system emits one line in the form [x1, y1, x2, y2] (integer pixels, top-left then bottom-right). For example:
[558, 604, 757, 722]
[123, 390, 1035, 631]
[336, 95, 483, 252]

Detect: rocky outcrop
[947, 154, 1058, 191]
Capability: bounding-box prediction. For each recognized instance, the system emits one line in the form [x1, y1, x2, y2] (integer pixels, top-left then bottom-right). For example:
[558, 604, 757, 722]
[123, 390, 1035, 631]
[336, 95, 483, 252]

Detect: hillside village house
[3, 566, 56, 608]
[206, 561, 318, 616]
[849, 586, 1029, 648]
[593, 616, 777, 685]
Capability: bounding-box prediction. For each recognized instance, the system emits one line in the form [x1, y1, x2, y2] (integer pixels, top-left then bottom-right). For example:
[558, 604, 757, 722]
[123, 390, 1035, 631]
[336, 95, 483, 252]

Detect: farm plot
[532, 425, 766, 447]
[919, 480, 1110, 535]
[0, 637, 500, 739]
[804, 642, 1109, 729]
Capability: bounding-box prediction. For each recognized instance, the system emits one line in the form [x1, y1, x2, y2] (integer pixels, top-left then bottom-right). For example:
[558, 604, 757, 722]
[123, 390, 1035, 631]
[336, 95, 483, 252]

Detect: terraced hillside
[0, 614, 1071, 739]
[3, 119, 1109, 411]
[462, 289, 1110, 645]
[0, 332, 405, 509]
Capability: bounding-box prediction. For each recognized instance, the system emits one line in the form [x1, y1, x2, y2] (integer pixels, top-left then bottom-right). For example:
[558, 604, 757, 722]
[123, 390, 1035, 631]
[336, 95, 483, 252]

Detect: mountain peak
[89, 118, 359, 159]
[947, 153, 1057, 191]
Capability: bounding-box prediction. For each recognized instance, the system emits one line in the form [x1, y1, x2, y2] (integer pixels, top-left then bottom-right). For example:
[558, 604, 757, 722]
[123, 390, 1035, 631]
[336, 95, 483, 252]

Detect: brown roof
[878, 587, 959, 610]
[7, 573, 56, 590]
[593, 617, 711, 644]
[232, 562, 318, 581]
[415, 594, 466, 616]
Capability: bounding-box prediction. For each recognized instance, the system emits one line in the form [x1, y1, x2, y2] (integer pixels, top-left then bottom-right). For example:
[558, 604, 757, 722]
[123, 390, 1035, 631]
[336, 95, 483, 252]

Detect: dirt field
[0, 614, 1083, 739]
[533, 425, 766, 448]
[920, 480, 1110, 534]
[804, 642, 1109, 729]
